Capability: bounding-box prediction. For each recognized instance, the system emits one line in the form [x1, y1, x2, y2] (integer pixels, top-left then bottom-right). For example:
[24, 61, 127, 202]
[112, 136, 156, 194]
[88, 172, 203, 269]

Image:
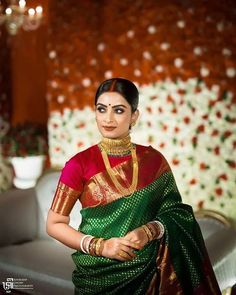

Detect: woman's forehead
[96, 92, 129, 106]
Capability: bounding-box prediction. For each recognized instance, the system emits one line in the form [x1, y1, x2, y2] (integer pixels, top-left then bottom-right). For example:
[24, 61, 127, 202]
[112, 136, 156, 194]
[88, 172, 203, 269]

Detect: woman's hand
[124, 226, 149, 249]
[101, 237, 141, 261]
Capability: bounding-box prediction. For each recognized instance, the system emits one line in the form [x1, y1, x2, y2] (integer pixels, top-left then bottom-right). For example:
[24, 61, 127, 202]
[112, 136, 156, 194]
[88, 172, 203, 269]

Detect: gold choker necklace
[99, 135, 134, 156]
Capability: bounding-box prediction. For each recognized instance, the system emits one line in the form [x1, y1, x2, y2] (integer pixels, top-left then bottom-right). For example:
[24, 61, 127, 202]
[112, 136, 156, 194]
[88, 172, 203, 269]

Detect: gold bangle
[95, 238, 103, 256]
[146, 223, 156, 239]
[98, 239, 105, 256]
[142, 225, 152, 242]
[89, 238, 98, 256]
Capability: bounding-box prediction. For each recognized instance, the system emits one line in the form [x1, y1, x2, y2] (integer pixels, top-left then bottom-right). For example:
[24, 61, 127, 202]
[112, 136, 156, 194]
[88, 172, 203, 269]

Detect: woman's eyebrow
[96, 103, 127, 109]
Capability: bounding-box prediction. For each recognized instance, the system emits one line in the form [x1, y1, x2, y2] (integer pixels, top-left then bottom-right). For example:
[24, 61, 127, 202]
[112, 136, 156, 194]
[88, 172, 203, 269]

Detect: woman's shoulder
[135, 143, 165, 158]
[66, 144, 99, 166]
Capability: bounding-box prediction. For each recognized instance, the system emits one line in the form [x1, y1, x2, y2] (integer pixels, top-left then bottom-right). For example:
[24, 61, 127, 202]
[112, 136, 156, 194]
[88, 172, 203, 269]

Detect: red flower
[226, 160, 236, 168]
[219, 173, 228, 181]
[189, 178, 197, 185]
[214, 146, 220, 155]
[216, 111, 222, 118]
[159, 142, 165, 148]
[197, 124, 205, 133]
[146, 107, 152, 113]
[77, 142, 84, 147]
[202, 114, 208, 120]
[197, 200, 204, 209]
[172, 159, 180, 165]
[167, 95, 174, 103]
[192, 136, 198, 147]
[200, 163, 207, 170]
[162, 124, 168, 131]
[211, 129, 219, 136]
[172, 108, 177, 114]
[158, 107, 163, 113]
[174, 127, 180, 133]
[215, 187, 223, 197]
[223, 130, 232, 139]
[184, 116, 190, 124]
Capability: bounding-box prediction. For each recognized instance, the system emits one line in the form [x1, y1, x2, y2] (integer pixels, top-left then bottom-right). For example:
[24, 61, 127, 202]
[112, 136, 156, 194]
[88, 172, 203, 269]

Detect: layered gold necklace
[98, 135, 139, 195]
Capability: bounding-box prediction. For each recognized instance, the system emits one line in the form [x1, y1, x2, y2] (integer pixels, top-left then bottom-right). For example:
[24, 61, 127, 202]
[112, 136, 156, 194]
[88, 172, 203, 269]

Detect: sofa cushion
[0, 188, 38, 247]
[0, 240, 75, 294]
[35, 171, 82, 239]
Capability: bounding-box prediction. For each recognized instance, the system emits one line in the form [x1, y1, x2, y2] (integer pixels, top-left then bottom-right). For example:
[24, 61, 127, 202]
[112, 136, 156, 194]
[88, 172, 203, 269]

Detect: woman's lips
[103, 126, 116, 131]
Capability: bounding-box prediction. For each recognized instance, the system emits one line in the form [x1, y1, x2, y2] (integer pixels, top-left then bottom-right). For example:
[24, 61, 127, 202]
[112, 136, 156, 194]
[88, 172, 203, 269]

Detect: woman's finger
[120, 245, 136, 258]
[119, 238, 141, 249]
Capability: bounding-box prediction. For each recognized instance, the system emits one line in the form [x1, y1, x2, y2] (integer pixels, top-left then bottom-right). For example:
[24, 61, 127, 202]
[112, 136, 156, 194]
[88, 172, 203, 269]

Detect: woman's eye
[114, 108, 124, 114]
[97, 107, 106, 113]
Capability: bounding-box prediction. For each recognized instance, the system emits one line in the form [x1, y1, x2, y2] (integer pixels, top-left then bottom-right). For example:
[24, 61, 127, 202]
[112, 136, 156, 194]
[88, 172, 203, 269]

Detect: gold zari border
[50, 182, 81, 216]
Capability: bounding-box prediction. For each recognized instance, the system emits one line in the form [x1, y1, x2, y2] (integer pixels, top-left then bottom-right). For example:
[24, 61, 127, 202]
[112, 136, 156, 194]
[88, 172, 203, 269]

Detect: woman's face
[95, 92, 139, 139]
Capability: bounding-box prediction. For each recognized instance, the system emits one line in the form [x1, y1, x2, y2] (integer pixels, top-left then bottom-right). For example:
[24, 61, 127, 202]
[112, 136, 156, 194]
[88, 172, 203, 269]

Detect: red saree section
[79, 144, 170, 208]
[52, 144, 170, 211]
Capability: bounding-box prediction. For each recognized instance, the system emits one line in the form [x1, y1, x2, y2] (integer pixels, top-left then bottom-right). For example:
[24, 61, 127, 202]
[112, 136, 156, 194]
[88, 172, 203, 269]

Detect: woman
[46, 78, 221, 294]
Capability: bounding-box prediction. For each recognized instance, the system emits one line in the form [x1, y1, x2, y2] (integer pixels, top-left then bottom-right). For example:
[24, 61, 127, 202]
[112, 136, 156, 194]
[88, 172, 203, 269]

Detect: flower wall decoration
[48, 78, 236, 223]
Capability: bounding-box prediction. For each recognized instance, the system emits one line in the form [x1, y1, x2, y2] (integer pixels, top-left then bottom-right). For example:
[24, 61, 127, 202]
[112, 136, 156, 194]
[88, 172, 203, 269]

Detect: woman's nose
[104, 110, 113, 123]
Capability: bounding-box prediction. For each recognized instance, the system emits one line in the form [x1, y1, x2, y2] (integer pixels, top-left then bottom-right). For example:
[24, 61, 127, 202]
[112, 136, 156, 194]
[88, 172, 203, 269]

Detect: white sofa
[0, 171, 81, 295]
[0, 171, 235, 294]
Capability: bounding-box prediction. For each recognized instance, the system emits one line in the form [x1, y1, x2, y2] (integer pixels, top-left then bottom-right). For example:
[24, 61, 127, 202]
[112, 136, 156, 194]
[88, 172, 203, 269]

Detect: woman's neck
[98, 134, 134, 156]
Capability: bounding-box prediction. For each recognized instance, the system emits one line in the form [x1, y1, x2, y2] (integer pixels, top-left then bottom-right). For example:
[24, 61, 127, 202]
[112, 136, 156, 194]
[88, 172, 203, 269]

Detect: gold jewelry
[141, 225, 152, 242]
[95, 238, 104, 256]
[99, 134, 134, 156]
[118, 251, 129, 259]
[101, 145, 138, 195]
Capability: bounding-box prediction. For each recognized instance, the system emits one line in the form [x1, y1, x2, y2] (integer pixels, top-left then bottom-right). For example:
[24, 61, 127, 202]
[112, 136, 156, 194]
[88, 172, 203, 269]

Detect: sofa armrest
[0, 188, 38, 247]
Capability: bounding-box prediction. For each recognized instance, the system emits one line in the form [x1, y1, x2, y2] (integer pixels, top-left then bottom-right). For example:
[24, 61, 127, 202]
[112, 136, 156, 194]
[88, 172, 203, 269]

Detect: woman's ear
[131, 109, 139, 125]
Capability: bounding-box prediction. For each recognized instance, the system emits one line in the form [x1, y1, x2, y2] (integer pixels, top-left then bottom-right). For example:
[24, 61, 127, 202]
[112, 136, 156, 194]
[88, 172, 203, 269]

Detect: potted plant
[1, 122, 48, 189]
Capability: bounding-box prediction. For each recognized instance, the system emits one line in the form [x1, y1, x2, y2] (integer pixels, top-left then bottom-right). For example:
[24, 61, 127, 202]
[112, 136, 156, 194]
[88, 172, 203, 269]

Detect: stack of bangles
[141, 221, 165, 242]
[80, 235, 105, 256]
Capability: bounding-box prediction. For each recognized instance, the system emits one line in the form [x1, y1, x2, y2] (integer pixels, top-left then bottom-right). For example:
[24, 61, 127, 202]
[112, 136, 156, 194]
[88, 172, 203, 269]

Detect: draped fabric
[53, 144, 221, 294]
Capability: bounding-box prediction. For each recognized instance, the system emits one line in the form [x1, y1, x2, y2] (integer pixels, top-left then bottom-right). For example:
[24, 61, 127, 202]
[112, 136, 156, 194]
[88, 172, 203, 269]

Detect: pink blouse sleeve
[50, 156, 83, 216]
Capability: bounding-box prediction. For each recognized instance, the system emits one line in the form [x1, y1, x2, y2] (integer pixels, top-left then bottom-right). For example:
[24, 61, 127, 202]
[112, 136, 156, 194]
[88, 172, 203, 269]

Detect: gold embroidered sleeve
[50, 182, 81, 216]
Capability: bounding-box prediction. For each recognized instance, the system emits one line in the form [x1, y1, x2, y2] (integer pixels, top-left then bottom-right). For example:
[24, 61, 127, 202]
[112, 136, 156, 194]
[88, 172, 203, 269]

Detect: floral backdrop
[46, 0, 236, 222]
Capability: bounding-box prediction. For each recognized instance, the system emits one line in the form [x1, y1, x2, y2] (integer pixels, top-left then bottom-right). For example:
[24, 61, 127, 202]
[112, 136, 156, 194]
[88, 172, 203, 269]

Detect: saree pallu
[71, 171, 221, 295]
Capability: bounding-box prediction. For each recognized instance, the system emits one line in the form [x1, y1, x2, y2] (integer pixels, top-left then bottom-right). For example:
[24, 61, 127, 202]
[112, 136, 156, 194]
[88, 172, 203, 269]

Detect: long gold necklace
[99, 137, 139, 195]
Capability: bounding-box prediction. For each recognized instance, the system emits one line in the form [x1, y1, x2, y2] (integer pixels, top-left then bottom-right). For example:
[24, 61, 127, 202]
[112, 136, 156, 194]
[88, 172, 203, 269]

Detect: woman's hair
[95, 78, 139, 112]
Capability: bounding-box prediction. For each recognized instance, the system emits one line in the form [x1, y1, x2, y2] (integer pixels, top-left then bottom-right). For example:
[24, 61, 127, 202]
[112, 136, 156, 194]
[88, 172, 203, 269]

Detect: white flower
[104, 70, 113, 79]
[49, 50, 57, 59]
[193, 47, 202, 55]
[90, 58, 97, 65]
[120, 58, 128, 66]
[226, 68, 236, 78]
[160, 43, 170, 51]
[51, 80, 58, 88]
[147, 25, 156, 34]
[211, 84, 220, 93]
[63, 67, 69, 74]
[217, 22, 224, 32]
[222, 48, 232, 56]
[143, 51, 152, 60]
[127, 30, 135, 38]
[97, 43, 106, 52]
[200, 67, 210, 77]
[134, 69, 141, 77]
[174, 58, 183, 68]
[82, 78, 91, 87]
[177, 20, 185, 28]
[155, 65, 164, 72]
[57, 95, 65, 104]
